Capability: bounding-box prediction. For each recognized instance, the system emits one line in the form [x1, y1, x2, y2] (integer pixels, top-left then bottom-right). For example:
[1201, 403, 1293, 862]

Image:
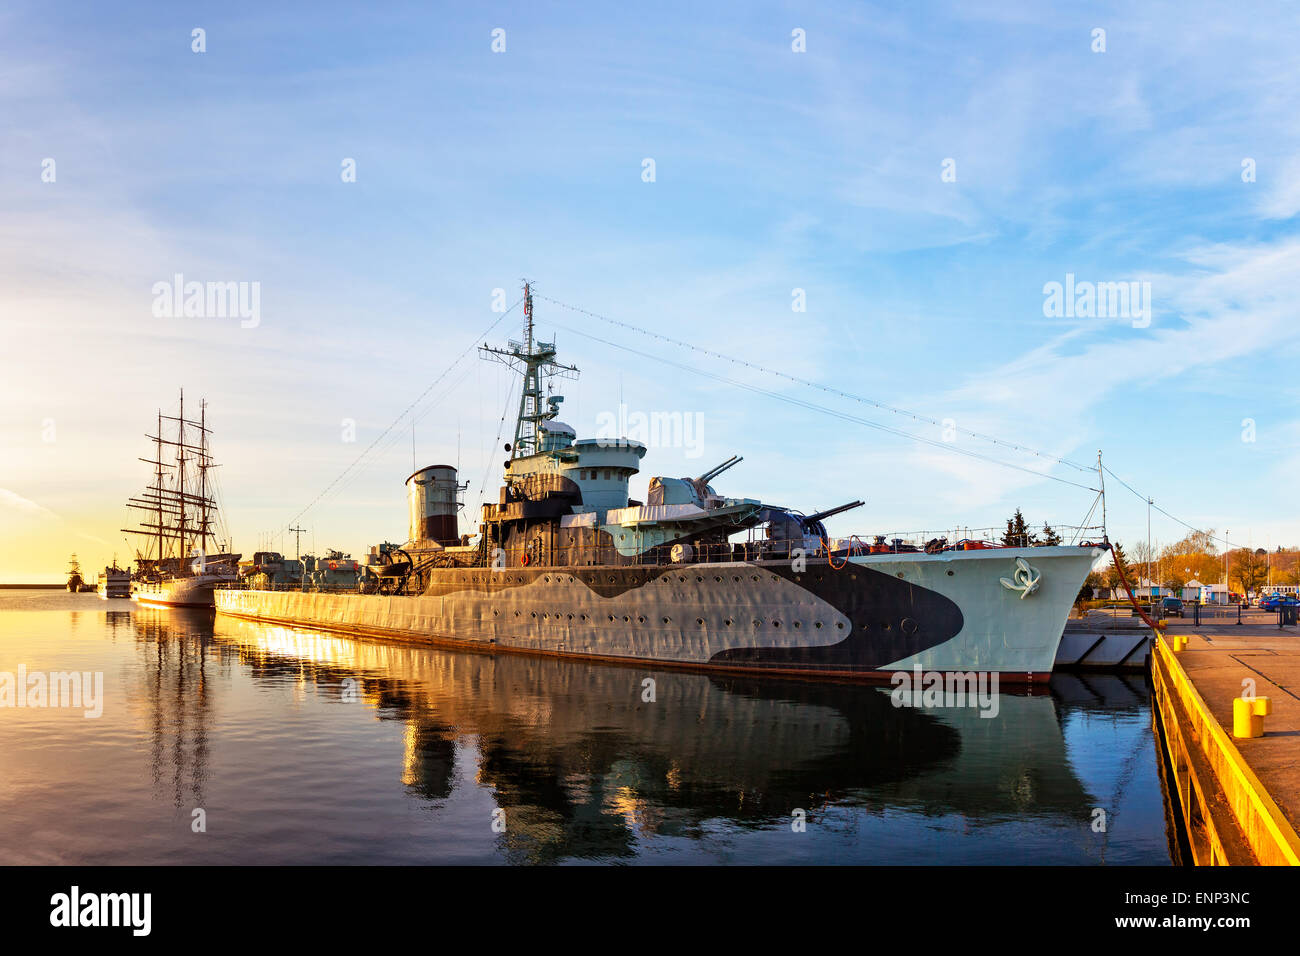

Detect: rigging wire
[476, 373, 519, 517]
[541, 291, 1232, 552]
[535, 292, 1097, 474]
[1102, 465, 1249, 553]
[548, 320, 1102, 494]
[322, 363, 478, 507]
[284, 297, 522, 531]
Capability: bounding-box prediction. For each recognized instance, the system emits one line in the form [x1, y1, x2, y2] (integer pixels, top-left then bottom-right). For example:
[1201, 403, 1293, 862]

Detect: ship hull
[97, 570, 131, 599]
[215, 546, 1102, 682]
[133, 574, 232, 608]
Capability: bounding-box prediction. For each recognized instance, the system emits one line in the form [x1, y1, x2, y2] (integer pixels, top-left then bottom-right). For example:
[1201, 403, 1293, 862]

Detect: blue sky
[3, 1, 1299, 579]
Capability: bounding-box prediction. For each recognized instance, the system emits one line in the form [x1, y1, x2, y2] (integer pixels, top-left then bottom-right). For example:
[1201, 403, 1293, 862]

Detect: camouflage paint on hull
[214, 545, 1102, 681]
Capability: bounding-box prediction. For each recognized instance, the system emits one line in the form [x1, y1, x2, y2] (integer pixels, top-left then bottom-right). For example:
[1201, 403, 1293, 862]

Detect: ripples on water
[0, 590, 1172, 864]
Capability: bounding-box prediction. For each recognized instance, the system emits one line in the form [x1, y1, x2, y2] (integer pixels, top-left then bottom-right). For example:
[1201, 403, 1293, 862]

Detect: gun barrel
[697, 455, 743, 483]
[803, 500, 866, 523]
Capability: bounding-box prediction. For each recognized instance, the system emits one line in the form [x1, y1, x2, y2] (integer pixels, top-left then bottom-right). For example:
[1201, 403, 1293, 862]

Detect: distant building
[1201, 583, 1231, 605]
[1132, 578, 1164, 600]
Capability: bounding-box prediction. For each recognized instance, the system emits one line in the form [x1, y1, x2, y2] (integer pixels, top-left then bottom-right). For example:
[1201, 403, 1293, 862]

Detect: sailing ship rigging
[122, 390, 239, 606]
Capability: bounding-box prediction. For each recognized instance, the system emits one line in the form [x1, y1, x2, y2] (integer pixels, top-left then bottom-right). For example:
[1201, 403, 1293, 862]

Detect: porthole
[724, 619, 733, 626]
[696, 618, 704, 626]
[623, 615, 630, 623]
[793, 621, 801, 629]
[814, 622, 822, 629]
[947, 570, 954, 576]
[836, 622, 844, 630]
[896, 572, 904, 578]
[637, 615, 646, 624]
[772, 620, 781, 628]
[531, 612, 538, 619]
[608, 615, 616, 622]
[753, 619, 761, 628]
[662, 617, 671, 625]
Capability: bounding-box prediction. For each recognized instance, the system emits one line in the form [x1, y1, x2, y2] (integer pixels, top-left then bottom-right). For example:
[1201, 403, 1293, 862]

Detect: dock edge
[1151, 634, 1300, 865]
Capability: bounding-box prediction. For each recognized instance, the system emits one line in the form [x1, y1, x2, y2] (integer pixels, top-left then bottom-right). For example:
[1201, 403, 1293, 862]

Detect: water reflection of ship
[131, 608, 217, 809]
[215, 617, 1097, 862]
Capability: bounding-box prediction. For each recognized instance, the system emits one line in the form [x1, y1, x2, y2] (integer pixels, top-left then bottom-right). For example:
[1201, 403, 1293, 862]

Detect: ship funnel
[406, 465, 466, 547]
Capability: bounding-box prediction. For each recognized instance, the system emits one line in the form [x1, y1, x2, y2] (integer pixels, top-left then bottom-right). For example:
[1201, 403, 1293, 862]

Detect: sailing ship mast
[122, 389, 221, 573]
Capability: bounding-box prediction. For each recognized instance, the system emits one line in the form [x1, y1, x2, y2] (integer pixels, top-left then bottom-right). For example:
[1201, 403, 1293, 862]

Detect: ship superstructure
[124, 390, 240, 607]
[97, 561, 131, 599]
[218, 286, 1104, 681]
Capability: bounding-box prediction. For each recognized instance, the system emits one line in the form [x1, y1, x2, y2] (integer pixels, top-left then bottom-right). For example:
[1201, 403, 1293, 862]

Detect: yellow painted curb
[1156, 635, 1300, 865]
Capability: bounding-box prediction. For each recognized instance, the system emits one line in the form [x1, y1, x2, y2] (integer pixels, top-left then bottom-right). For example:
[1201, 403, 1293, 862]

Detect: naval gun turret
[646, 455, 745, 508]
[799, 500, 865, 538]
[759, 499, 865, 557]
[697, 455, 743, 485]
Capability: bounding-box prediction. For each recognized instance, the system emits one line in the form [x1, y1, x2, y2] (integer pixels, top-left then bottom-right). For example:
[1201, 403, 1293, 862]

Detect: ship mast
[178, 388, 185, 561]
[199, 399, 209, 557]
[155, 410, 164, 561]
[123, 390, 220, 569]
[479, 282, 579, 461]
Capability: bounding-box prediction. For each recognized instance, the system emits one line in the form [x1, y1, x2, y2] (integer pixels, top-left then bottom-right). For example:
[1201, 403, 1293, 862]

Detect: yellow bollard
[1234, 698, 1257, 738]
[1233, 696, 1270, 738]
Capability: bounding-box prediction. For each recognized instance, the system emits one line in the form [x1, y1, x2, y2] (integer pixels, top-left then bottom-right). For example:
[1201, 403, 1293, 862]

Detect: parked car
[1259, 594, 1300, 611]
[1160, 596, 1184, 618]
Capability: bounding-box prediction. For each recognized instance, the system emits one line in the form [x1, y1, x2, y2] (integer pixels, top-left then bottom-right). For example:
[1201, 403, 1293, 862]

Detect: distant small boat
[97, 563, 131, 599]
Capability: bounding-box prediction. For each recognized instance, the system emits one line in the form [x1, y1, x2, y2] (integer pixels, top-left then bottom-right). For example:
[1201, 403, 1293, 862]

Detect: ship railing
[468, 524, 1108, 570]
[822, 524, 1107, 554]
[217, 580, 363, 593]
[211, 522, 1111, 582]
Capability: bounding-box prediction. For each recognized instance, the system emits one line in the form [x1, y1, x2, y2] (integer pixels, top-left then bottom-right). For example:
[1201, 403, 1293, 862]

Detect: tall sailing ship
[123, 391, 240, 608]
[65, 554, 85, 592]
[217, 285, 1106, 682]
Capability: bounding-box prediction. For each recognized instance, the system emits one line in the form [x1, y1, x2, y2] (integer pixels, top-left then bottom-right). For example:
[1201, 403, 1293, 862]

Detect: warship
[217, 285, 1104, 682]
[124, 390, 240, 608]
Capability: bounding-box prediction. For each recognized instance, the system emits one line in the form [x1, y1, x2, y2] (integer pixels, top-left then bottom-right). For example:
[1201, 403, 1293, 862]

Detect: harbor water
[0, 590, 1173, 864]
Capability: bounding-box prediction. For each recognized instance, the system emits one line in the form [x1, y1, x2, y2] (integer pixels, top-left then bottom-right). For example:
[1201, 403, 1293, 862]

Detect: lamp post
[1225, 529, 1230, 602]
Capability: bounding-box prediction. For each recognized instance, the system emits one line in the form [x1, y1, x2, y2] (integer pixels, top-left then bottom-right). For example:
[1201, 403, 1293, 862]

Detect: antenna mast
[479, 282, 579, 461]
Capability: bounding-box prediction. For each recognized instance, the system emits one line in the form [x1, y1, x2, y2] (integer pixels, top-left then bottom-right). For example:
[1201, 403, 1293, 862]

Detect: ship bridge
[504, 431, 647, 513]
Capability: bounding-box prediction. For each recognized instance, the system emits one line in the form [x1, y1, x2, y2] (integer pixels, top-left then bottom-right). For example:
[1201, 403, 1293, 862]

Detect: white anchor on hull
[999, 557, 1042, 599]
